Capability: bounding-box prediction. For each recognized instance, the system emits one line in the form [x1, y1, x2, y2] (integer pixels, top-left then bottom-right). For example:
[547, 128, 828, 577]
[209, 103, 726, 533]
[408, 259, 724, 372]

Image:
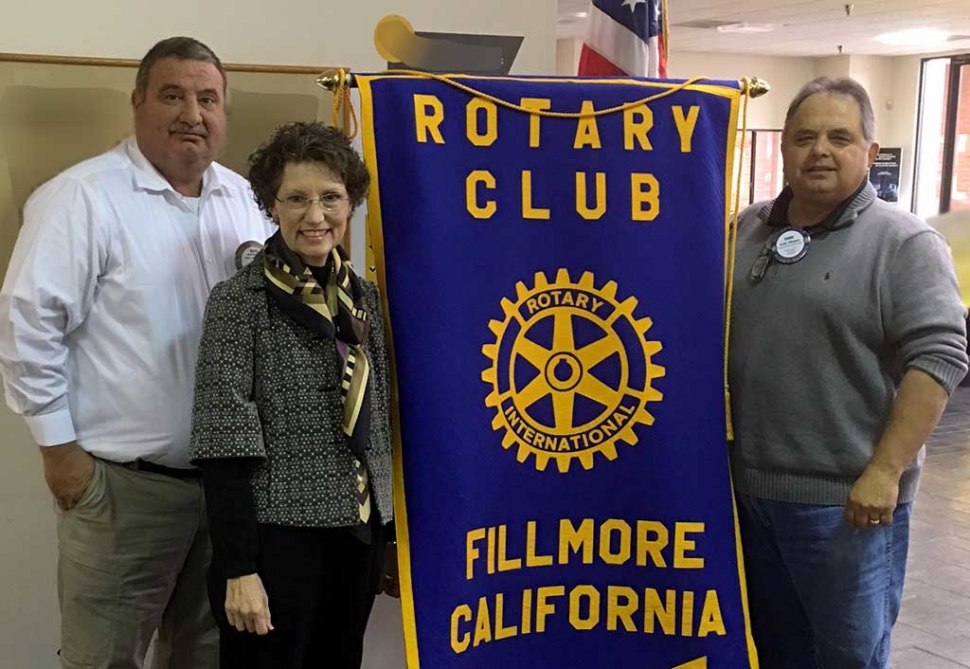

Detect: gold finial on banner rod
[316, 68, 354, 91]
[745, 77, 771, 99]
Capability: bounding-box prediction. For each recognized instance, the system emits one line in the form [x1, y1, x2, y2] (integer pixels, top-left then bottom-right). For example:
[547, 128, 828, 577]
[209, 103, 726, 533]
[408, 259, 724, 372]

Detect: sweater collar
[759, 180, 877, 233]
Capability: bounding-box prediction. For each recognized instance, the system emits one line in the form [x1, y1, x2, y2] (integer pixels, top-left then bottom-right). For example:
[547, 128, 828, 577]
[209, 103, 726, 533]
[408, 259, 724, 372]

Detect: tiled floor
[892, 388, 970, 668]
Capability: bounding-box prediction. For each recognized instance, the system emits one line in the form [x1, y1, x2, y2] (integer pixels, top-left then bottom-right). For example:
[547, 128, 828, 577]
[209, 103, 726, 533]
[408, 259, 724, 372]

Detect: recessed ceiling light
[875, 28, 950, 46]
[715, 22, 775, 34]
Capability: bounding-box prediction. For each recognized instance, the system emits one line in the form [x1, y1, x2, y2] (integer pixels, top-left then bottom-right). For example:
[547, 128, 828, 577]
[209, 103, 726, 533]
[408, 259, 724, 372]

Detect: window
[914, 54, 970, 217]
[732, 129, 783, 212]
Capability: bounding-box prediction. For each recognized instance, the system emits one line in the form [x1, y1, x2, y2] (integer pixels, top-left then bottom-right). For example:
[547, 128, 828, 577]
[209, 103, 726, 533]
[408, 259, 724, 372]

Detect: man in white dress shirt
[0, 36, 273, 669]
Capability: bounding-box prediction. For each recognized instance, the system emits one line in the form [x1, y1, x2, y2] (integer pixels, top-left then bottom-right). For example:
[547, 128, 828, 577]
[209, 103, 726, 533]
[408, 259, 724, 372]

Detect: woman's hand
[225, 574, 274, 635]
[379, 542, 401, 598]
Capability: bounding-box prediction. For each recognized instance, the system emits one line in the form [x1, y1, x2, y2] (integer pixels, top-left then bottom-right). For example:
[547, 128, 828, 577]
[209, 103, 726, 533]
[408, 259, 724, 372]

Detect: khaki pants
[56, 458, 217, 669]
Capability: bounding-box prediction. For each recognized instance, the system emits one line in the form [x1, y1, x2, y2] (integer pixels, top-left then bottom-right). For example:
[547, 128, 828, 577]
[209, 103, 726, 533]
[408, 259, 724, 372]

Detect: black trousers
[208, 523, 385, 669]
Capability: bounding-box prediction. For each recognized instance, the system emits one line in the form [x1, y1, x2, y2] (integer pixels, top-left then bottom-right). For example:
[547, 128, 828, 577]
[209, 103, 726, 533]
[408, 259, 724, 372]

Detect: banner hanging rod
[315, 68, 771, 98]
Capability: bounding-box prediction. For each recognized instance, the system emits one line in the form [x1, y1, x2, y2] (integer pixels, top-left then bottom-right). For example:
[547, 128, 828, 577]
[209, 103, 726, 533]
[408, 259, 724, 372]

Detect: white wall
[0, 4, 556, 668]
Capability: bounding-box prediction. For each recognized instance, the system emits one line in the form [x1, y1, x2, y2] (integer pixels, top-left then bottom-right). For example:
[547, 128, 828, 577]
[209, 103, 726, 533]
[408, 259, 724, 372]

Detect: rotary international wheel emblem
[481, 269, 665, 473]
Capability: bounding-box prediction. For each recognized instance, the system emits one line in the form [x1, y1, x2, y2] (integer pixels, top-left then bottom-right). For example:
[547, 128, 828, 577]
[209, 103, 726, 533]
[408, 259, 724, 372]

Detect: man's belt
[124, 459, 202, 480]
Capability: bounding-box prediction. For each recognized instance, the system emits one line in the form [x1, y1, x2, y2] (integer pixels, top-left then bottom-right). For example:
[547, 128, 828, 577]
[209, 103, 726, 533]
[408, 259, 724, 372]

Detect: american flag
[578, 0, 668, 78]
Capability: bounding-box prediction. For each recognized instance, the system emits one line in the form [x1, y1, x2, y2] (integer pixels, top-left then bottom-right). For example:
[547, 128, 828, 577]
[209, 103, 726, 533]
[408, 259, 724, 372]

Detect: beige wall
[0, 4, 556, 668]
[665, 51, 817, 130]
[0, 1, 556, 74]
[813, 55, 852, 79]
[890, 55, 926, 211]
[556, 37, 582, 77]
[664, 51, 960, 214]
[551, 43, 956, 213]
[852, 55, 920, 208]
[0, 408, 58, 669]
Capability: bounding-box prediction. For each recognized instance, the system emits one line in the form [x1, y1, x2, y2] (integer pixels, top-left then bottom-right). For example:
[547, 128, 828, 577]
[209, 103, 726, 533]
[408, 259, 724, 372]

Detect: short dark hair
[247, 122, 371, 217]
[784, 76, 876, 143]
[134, 37, 226, 98]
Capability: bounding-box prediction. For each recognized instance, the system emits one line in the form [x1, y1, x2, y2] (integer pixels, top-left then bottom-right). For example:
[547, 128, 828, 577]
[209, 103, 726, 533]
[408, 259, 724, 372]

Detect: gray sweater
[729, 183, 968, 505]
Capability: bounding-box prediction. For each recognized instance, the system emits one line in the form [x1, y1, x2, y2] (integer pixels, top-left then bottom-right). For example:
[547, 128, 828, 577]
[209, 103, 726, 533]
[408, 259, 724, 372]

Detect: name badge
[773, 227, 810, 264]
[235, 241, 263, 269]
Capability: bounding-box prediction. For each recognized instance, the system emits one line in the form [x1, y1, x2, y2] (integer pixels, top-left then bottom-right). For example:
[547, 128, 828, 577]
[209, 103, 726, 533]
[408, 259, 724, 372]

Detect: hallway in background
[892, 388, 970, 668]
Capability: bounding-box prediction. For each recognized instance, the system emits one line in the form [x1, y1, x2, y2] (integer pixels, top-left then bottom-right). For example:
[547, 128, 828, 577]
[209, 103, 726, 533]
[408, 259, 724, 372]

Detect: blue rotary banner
[358, 74, 756, 669]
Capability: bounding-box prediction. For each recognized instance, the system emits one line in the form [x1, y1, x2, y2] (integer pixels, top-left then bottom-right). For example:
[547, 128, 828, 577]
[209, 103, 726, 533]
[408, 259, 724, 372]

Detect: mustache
[170, 125, 207, 137]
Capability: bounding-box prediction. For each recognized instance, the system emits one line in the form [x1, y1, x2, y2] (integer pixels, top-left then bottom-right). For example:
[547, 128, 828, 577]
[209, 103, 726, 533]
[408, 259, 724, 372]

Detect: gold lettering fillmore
[465, 514, 704, 578]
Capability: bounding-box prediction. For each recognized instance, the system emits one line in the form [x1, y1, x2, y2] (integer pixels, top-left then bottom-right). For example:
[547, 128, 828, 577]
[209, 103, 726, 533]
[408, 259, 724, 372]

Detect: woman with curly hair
[189, 121, 397, 668]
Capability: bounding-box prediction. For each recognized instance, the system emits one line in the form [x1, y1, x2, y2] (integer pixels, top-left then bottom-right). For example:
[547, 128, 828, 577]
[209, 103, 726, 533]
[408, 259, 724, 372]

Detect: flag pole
[661, 0, 670, 71]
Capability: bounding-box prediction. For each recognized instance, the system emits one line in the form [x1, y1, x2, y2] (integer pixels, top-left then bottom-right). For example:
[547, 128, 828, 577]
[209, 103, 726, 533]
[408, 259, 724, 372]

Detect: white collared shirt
[0, 138, 274, 467]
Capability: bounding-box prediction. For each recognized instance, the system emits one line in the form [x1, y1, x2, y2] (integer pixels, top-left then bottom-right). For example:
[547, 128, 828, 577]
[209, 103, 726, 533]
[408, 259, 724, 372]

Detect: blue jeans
[736, 494, 912, 669]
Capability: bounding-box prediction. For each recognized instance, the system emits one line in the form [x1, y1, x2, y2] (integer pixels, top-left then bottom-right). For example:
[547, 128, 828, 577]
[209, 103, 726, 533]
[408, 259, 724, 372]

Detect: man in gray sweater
[730, 77, 968, 669]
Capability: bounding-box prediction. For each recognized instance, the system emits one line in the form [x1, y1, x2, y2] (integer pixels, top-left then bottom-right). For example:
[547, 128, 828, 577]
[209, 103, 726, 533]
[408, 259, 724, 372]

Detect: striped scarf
[263, 231, 372, 522]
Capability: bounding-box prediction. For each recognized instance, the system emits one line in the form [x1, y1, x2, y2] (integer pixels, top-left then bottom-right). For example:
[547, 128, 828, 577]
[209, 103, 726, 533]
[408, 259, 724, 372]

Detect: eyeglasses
[275, 193, 348, 213]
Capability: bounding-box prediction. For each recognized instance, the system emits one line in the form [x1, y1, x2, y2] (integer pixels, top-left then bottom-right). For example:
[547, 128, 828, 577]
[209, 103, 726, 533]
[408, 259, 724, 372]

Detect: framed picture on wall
[869, 147, 902, 203]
